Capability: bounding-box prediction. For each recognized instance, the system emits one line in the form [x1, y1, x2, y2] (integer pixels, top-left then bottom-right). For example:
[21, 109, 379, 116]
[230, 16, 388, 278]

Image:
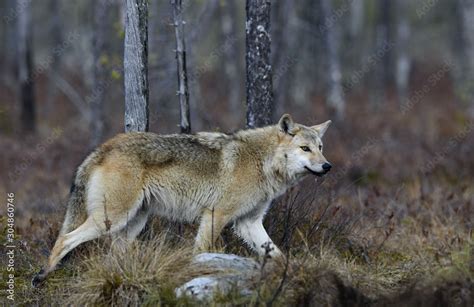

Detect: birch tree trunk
[124, 0, 149, 132]
[17, 0, 36, 133]
[395, 0, 411, 106]
[171, 0, 191, 134]
[90, 0, 108, 147]
[318, 0, 345, 120]
[348, 0, 364, 78]
[349, 0, 364, 40]
[246, 0, 273, 128]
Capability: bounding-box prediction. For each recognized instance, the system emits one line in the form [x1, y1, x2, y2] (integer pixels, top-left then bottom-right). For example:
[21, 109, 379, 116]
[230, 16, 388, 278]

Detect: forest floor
[0, 68, 473, 305]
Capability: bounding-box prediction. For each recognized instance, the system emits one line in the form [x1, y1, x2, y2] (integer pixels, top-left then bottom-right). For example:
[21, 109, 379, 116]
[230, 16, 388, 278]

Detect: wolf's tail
[59, 151, 100, 235]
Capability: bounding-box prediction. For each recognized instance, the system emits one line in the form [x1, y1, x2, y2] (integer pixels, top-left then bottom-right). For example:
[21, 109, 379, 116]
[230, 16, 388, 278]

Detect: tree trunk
[4, 0, 18, 81]
[124, 0, 149, 132]
[371, 0, 393, 108]
[90, 0, 109, 147]
[395, 0, 411, 106]
[348, 0, 364, 79]
[45, 0, 62, 113]
[457, 0, 474, 110]
[171, 0, 191, 134]
[246, 0, 273, 128]
[349, 0, 364, 40]
[17, 0, 35, 133]
[380, 0, 393, 86]
[318, 0, 345, 120]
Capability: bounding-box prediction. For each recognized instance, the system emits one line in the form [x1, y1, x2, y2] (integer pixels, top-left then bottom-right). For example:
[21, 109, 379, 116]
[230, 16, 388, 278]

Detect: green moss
[143, 285, 197, 307]
[373, 250, 412, 265]
[434, 241, 473, 281]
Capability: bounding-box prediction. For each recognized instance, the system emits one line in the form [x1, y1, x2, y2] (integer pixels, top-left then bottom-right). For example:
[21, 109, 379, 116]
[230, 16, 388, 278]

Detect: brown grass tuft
[64, 236, 199, 306]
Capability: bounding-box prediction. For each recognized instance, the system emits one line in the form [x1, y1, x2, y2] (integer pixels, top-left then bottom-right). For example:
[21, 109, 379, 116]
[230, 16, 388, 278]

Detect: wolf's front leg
[233, 216, 283, 259]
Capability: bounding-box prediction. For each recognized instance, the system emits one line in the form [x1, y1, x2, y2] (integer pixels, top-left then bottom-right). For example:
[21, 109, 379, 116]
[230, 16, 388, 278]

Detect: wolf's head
[275, 114, 332, 180]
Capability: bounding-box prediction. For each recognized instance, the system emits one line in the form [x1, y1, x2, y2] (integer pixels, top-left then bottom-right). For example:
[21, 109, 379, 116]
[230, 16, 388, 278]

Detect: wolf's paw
[260, 242, 285, 261]
[31, 269, 46, 288]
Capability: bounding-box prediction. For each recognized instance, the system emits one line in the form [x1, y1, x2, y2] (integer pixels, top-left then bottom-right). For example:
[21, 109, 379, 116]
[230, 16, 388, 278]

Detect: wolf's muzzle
[305, 165, 331, 177]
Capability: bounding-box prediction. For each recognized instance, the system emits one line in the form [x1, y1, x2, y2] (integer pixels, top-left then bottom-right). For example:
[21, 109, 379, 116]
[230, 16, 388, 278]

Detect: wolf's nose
[322, 163, 332, 172]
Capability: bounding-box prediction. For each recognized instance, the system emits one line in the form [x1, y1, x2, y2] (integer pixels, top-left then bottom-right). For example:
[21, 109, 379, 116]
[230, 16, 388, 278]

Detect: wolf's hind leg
[114, 205, 150, 243]
[32, 189, 145, 287]
[31, 217, 103, 287]
[46, 218, 102, 271]
[194, 208, 232, 253]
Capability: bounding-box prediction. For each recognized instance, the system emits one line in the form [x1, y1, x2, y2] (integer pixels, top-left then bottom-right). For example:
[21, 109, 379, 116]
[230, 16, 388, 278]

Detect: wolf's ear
[278, 114, 297, 135]
[312, 120, 332, 137]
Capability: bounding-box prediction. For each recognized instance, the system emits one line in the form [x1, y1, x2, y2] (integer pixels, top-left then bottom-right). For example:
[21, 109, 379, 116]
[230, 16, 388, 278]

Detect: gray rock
[175, 253, 260, 300]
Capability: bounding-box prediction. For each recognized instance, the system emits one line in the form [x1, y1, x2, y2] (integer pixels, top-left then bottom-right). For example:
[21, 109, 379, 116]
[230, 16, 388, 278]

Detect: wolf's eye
[319, 145, 322, 151]
[300, 146, 311, 152]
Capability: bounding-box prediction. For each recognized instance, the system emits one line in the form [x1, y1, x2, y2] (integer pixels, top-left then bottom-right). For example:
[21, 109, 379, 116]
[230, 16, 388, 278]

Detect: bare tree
[3, 0, 17, 82]
[171, 0, 191, 133]
[246, 0, 273, 128]
[45, 0, 62, 112]
[90, 0, 109, 147]
[318, 0, 345, 120]
[124, 0, 149, 132]
[347, 0, 365, 75]
[349, 0, 364, 40]
[456, 0, 474, 109]
[371, 0, 393, 107]
[380, 0, 394, 86]
[395, 0, 411, 106]
[17, 0, 35, 133]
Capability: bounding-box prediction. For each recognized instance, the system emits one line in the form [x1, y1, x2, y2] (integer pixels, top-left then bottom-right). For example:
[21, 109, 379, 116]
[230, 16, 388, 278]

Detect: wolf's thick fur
[32, 114, 332, 286]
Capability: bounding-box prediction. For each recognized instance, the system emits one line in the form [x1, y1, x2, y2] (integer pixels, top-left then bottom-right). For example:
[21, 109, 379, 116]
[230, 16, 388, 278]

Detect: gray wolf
[32, 114, 332, 286]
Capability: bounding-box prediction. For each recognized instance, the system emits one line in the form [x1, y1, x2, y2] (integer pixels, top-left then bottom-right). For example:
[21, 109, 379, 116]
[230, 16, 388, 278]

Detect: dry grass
[1, 67, 473, 305]
[65, 237, 198, 306]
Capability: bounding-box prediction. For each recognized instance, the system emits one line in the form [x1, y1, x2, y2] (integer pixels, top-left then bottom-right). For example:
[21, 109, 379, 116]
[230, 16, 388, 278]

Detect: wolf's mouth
[304, 166, 327, 177]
